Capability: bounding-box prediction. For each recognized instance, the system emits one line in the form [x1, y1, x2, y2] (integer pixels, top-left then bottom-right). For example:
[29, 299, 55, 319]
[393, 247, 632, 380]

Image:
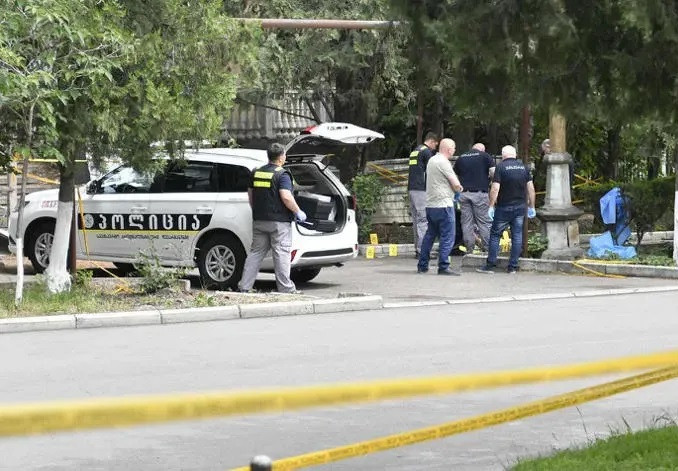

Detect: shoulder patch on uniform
[274, 167, 284, 172]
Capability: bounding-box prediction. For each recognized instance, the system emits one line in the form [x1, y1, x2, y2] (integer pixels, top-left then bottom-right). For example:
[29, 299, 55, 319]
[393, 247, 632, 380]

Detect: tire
[113, 262, 137, 276]
[27, 221, 55, 273]
[197, 233, 245, 290]
[290, 267, 322, 284]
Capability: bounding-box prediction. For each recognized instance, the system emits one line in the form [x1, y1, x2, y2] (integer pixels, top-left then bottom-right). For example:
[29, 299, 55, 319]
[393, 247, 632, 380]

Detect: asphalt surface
[1, 289, 678, 470]
[257, 256, 678, 303]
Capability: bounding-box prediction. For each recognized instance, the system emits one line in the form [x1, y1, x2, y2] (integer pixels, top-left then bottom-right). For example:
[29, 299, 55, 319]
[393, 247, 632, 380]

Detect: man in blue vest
[408, 132, 439, 258]
[238, 143, 307, 293]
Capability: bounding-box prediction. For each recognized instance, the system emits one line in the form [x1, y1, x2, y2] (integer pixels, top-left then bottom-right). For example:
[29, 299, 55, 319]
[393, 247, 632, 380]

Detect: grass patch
[0, 273, 309, 318]
[513, 425, 678, 470]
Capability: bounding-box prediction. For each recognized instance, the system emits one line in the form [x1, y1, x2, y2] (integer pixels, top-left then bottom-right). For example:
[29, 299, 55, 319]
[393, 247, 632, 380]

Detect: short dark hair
[424, 132, 439, 143]
[267, 142, 285, 161]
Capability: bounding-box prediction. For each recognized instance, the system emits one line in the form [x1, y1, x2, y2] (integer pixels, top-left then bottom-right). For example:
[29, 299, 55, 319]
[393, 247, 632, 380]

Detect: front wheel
[197, 233, 245, 290]
[26, 221, 55, 273]
[290, 267, 322, 284]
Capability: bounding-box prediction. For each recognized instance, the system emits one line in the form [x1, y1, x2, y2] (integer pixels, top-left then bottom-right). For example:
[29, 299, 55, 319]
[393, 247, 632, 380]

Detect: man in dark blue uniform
[454, 143, 496, 252]
[408, 132, 439, 257]
[238, 143, 307, 293]
[477, 145, 536, 274]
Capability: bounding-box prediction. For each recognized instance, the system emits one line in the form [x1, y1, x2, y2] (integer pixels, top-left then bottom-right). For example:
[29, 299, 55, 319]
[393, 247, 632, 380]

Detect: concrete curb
[0, 295, 384, 335]
[460, 254, 678, 279]
[383, 285, 678, 309]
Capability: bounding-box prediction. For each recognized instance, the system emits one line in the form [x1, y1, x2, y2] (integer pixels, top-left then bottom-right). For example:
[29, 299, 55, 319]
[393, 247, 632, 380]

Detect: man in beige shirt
[417, 138, 464, 275]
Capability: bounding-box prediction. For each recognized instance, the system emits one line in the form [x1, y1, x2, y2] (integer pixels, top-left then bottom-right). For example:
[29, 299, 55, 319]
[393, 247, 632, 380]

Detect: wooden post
[519, 105, 531, 256]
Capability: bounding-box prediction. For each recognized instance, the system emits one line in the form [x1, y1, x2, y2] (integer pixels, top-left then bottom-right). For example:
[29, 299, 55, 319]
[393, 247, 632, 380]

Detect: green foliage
[134, 249, 188, 294]
[513, 425, 678, 470]
[623, 177, 675, 246]
[73, 269, 93, 288]
[526, 233, 548, 259]
[349, 174, 386, 243]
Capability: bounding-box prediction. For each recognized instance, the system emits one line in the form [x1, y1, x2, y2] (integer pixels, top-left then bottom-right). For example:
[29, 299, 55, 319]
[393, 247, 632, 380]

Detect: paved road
[1, 290, 677, 470]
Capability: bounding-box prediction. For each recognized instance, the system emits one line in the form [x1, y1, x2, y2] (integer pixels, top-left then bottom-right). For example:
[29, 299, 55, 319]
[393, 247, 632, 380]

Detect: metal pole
[250, 455, 272, 471]
[238, 18, 400, 30]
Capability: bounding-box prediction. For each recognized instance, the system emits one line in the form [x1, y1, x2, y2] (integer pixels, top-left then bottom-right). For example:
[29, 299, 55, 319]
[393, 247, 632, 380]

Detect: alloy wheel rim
[35, 233, 53, 268]
[205, 245, 236, 282]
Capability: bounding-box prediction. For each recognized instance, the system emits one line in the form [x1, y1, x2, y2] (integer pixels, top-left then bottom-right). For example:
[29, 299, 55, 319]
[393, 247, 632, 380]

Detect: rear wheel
[197, 233, 245, 290]
[290, 267, 322, 284]
[27, 221, 55, 273]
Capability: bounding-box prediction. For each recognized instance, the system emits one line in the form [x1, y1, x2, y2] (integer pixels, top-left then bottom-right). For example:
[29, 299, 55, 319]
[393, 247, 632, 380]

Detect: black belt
[463, 190, 487, 193]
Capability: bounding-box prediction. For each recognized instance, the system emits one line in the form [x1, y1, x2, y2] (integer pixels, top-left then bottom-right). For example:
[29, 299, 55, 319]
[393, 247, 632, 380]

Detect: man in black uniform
[238, 143, 307, 293]
[477, 145, 536, 274]
[408, 132, 439, 257]
[454, 143, 496, 252]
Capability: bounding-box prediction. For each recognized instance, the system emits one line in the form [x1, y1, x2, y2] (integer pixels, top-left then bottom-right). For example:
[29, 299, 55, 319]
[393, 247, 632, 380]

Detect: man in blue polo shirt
[477, 145, 536, 274]
[454, 143, 496, 252]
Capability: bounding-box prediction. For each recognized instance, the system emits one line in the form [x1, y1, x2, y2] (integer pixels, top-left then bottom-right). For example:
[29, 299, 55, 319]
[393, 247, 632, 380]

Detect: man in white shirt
[416, 138, 464, 275]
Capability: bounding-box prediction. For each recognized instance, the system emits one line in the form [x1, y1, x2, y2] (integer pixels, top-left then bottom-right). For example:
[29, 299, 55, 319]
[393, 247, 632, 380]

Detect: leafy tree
[1, 0, 259, 296]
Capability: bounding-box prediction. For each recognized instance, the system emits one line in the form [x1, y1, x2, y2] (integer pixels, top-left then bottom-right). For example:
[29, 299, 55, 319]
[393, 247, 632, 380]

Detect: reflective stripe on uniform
[409, 150, 419, 157]
[409, 159, 418, 165]
[253, 181, 271, 188]
[254, 171, 274, 179]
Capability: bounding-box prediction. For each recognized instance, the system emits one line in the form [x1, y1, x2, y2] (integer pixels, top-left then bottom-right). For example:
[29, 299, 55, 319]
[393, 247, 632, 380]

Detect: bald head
[472, 143, 485, 152]
[439, 138, 456, 159]
[501, 145, 517, 160]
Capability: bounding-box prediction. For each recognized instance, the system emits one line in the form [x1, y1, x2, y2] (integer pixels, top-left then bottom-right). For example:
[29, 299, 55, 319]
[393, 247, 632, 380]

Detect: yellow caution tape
[0, 350, 677, 438]
[13, 168, 60, 185]
[572, 261, 626, 279]
[233, 366, 678, 470]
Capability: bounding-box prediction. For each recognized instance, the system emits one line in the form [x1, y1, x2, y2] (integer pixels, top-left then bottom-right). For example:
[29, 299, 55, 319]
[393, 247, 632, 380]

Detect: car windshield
[97, 166, 154, 194]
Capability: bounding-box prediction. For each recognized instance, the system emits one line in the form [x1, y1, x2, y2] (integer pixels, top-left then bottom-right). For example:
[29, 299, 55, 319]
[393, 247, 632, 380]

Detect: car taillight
[348, 194, 357, 211]
[301, 125, 316, 135]
[291, 249, 298, 262]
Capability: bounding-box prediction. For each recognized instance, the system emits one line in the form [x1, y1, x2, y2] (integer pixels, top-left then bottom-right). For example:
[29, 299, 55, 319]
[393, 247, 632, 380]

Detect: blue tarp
[586, 187, 637, 260]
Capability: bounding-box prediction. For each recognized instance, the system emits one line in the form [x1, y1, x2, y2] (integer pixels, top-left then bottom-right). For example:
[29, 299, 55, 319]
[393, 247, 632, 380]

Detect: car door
[78, 165, 153, 260]
[145, 159, 218, 263]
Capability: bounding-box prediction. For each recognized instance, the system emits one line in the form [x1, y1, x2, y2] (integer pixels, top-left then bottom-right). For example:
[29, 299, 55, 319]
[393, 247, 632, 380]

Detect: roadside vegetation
[0, 269, 303, 318]
[513, 425, 678, 470]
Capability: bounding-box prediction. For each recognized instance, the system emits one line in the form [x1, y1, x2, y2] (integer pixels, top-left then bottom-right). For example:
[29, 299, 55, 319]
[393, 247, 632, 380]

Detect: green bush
[577, 177, 674, 247]
[349, 173, 386, 243]
[134, 249, 187, 294]
[527, 233, 548, 258]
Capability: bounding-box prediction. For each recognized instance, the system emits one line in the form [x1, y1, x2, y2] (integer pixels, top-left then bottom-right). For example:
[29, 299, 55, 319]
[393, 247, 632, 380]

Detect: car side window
[163, 161, 217, 193]
[97, 166, 153, 194]
[217, 163, 250, 192]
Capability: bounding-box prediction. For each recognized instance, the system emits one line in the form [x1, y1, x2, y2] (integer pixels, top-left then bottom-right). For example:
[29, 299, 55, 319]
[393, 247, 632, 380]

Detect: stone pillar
[537, 111, 584, 260]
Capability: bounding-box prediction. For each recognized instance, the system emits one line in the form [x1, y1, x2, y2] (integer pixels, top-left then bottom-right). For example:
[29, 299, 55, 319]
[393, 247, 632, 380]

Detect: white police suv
[8, 123, 384, 289]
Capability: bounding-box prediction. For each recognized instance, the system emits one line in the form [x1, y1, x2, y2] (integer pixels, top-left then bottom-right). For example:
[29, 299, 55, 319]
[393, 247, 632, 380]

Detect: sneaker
[438, 268, 461, 276]
[507, 267, 519, 274]
[476, 265, 495, 274]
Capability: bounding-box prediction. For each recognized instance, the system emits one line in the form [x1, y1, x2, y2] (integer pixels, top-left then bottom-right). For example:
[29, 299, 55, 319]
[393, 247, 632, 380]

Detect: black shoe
[507, 267, 519, 274]
[417, 268, 429, 274]
[438, 268, 461, 276]
[476, 265, 495, 274]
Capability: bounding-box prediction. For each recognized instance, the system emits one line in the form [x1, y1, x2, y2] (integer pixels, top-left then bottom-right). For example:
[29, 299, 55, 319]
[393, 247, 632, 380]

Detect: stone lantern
[537, 111, 584, 260]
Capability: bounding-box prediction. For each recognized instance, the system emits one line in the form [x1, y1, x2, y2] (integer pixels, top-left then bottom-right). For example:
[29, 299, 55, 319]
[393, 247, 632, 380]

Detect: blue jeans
[418, 207, 455, 272]
[486, 204, 525, 270]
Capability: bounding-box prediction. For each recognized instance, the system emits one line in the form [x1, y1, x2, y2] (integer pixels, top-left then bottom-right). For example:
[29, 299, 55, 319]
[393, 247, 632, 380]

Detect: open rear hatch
[284, 123, 384, 234]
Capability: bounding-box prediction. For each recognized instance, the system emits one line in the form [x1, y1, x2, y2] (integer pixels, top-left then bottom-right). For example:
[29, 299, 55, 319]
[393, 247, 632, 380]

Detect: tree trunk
[603, 126, 621, 180]
[45, 165, 74, 293]
[674, 147, 678, 264]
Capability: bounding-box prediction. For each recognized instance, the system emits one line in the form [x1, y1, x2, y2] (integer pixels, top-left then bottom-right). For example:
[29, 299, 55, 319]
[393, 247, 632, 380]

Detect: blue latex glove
[454, 192, 461, 203]
[527, 207, 536, 219]
[295, 210, 307, 223]
[488, 207, 495, 221]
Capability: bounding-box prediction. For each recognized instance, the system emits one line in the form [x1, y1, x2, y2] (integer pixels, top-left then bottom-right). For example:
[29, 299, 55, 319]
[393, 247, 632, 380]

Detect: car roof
[184, 148, 268, 168]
